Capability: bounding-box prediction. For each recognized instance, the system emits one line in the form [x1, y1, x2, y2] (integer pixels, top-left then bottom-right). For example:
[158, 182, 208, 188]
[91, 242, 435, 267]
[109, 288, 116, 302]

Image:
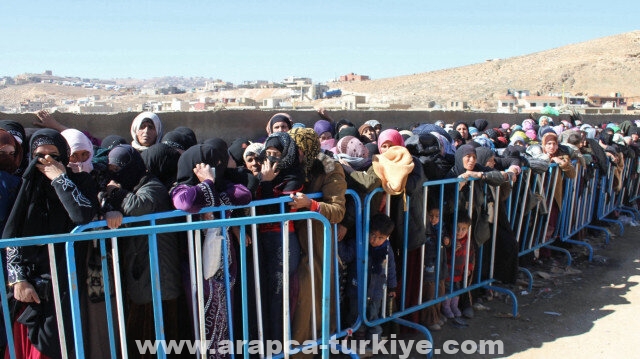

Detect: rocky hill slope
[336, 30, 640, 110]
[1, 31, 638, 112]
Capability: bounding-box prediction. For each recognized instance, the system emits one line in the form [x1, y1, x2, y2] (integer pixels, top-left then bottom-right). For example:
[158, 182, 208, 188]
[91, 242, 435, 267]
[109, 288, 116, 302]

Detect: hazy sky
[1, 0, 637, 84]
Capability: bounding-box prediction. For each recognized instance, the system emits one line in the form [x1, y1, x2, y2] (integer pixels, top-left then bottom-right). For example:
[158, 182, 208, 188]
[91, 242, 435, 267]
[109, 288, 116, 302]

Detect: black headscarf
[475, 147, 495, 168]
[0, 120, 27, 174]
[173, 126, 198, 148]
[228, 137, 251, 167]
[176, 143, 229, 191]
[336, 126, 359, 141]
[108, 145, 148, 191]
[141, 143, 181, 190]
[162, 130, 193, 152]
[452, 144, 477, 176]
[100, 135, 128, 150]
[3, 129, 87, 239]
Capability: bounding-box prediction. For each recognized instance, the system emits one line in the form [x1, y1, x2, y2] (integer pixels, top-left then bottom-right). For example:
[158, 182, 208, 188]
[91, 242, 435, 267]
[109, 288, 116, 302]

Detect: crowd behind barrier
[3, 160, 638, 358]
[2, 110, 640, 359]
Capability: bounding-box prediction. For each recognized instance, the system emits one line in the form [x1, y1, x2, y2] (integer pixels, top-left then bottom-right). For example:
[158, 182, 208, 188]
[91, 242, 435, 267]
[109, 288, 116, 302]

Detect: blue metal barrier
[1, 197, 339, 359]
[360, 176, 517, 359]
[556, 162, 597, 262]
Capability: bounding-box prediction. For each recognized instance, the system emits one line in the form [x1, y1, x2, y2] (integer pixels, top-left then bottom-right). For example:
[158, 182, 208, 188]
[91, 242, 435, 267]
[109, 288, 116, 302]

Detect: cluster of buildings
[3, 71, 639, 115]
[496, 89, 640, 115]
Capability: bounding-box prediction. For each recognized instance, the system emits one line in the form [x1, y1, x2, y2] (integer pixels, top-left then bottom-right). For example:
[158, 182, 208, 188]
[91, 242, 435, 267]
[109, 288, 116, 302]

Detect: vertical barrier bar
[65, 241, 84, 358]
[49, 244, 69, 358]
[111, 236, 128, 358]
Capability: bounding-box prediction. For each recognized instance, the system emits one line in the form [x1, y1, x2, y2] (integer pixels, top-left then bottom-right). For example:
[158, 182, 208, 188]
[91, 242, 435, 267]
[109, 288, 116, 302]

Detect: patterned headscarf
[289, 127, 320, 179]
[263, 132, 299, 171]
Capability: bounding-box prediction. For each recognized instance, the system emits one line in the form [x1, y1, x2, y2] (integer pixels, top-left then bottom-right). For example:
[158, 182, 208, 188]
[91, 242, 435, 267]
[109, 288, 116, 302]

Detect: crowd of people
[0, 107, 639, 358]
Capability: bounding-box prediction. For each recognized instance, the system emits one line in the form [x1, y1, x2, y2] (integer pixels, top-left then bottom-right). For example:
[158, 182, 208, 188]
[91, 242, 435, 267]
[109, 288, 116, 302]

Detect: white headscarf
[130, 111, 163, 151]
[61, 128, 94, 173]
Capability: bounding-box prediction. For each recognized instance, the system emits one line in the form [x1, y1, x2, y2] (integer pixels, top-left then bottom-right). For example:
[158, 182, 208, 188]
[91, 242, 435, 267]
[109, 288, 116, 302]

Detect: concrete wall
[1, 110, 637, 145]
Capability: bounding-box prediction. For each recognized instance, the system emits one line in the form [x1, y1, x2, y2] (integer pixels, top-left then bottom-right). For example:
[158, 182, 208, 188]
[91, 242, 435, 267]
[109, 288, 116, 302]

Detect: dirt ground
[361, 219, 640, 358]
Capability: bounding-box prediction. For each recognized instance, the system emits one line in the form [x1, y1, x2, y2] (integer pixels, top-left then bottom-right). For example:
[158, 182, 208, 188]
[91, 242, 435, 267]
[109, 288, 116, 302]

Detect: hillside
[1, 31, 639, 112]
[336, 30, 640, 110]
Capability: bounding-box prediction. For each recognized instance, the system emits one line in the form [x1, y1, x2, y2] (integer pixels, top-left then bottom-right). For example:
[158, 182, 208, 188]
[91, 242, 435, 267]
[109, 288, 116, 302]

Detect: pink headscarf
[377, 129, 405, 153]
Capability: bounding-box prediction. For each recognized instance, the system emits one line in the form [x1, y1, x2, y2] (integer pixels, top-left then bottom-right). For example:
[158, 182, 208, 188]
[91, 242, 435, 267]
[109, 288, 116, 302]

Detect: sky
[1, 0, 637, 84]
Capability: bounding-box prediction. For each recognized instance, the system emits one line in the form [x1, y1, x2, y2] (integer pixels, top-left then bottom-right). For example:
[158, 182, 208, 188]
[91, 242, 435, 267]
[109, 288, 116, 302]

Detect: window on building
[550, 103, 556, 107]
[530, 103, 537, 107]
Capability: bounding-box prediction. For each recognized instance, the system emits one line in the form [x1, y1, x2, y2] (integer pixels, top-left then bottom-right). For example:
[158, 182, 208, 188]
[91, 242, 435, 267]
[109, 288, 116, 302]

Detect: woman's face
[456, 124, 469, 139]
[544, 139, 558, 155]
[244, 154, 261, 176]
[379, 140, 393, 154]
[265, 146, 282, 160]
[271, 121, 289, 133]
[484, 156, 496, 168]
[136, 119, 157, 147]
[462, 153, 476, 171]
[362, 127, 376, 142]
[33, 144, 60, 160]
[319, 131, 333, 141]
[539, 118, 549, 127]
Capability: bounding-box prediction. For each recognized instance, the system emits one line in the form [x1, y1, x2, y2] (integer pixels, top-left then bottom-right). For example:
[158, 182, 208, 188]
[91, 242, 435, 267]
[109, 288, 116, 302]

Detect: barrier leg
[586, 224, 611, 245]
[544, 245, 572, 266]
[392, 317, 434, 359]
[561, 238, 594, 262]
[518, 267, 533, 294]
[598, 218, 624, 236]
[485, 285, 518, 318]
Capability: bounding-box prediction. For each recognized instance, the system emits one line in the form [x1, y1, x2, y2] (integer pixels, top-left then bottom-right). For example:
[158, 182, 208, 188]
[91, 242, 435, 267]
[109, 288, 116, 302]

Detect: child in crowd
[366, 213, 397, 340]
[421, 206, 451, 331]
[443, 211, 474, 319]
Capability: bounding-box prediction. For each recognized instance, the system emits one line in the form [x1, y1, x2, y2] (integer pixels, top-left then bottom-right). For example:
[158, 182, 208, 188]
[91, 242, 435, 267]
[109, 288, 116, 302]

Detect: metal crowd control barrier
[556, 162, 598, 263]
[1, 195, 343, 359]
[615, 157, 640, 220]
[361, 177, 517, 359]
[512, 164, 572, 258]
[591, 161, 629, 240]
[627, 157, 640, 204]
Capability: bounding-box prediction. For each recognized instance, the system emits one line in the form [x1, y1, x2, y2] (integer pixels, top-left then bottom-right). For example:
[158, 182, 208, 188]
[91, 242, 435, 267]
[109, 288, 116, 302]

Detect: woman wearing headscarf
[61, 128, 94, 174]
[140, 143, 182, 191]
[170, 143, 252, 359]
[3, 129, 98, 359]
[358, 123, 377, 144]
[161, 130, 194, 154]
[405, 133, 453, 181]
[255, 132, 305, 342]
[287, 127, 347, 345]
[445, 144, 513, 318]
[370, 129, 428, 326]
[130, 111, 163, 152]
[242, 142, 264, 178]
[541, 132, 576, 243]
[0, 120, 28, 176]
[265, 113, 293, 136]
[99, 144, 186, 358]
[0, 129, 22, 233]
[454, 121, 471, 144]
